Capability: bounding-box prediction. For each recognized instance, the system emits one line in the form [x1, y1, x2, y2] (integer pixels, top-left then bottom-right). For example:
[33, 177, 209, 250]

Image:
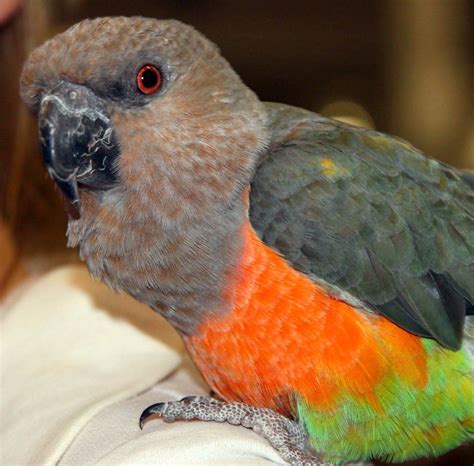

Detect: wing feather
[250, 103, 474, 350]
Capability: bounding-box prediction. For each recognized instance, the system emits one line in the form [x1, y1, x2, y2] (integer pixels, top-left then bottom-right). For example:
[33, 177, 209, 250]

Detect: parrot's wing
[250, 103, 474, 350]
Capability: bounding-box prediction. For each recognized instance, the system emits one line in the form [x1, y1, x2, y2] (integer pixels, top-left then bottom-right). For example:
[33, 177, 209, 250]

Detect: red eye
[136, 64, 161, 94]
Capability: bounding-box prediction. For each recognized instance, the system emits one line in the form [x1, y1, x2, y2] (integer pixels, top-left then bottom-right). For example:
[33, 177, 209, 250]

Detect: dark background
[1, 0, 474, 257]
[0, 2, 473, 463]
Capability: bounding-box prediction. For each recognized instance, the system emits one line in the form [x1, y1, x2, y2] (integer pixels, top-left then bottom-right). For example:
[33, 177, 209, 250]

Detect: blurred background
[0, 1, 473, 463]
[1, 0, 474, 277]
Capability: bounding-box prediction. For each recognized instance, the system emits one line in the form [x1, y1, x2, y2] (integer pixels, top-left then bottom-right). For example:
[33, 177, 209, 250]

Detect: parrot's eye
[136, 64, 162, 95]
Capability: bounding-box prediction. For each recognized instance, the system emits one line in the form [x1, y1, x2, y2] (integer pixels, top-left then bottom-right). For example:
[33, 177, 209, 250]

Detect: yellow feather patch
[320, 158, 349, 178]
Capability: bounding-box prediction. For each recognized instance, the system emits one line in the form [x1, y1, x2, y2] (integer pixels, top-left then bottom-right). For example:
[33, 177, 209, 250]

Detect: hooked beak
[38, 82, 120, 212]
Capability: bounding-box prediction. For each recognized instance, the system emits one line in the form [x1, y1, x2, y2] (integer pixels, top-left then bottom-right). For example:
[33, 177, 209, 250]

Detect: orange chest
[184, 223, 427, 414]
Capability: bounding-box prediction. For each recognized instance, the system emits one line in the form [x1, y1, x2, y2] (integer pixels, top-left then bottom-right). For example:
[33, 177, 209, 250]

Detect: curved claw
[139, 402, 166, 429]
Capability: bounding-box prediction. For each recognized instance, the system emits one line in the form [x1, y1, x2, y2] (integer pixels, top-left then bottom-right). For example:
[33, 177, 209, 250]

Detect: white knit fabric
[0, 266, 284, 465]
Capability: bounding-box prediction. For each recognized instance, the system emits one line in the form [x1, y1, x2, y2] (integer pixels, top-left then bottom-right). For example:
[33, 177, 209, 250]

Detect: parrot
[20, 17, 474, 466]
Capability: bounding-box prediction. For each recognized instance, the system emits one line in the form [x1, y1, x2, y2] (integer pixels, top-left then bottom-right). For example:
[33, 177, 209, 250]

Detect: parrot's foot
[139, 395, 331, 466]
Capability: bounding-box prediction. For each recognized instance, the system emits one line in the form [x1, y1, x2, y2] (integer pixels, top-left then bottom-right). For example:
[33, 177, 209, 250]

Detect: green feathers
[297, 340, 474, 464]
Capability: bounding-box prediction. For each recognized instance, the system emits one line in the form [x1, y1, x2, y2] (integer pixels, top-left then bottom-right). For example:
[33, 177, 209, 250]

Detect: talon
[139, 402, 167, 429]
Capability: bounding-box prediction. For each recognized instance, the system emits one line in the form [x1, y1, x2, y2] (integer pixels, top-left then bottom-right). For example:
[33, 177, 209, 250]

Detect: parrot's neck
[67, 189, 248, 335]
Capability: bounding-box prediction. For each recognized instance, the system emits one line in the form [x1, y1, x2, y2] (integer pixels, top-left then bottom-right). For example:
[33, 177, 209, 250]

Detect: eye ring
[136, 64, 162, 95]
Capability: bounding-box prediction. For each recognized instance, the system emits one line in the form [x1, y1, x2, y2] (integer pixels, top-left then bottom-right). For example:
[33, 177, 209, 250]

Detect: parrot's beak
[38, 82, 120, 212]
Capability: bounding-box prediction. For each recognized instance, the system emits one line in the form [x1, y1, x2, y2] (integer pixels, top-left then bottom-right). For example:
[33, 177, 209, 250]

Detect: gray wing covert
[249, 103, 474, 350]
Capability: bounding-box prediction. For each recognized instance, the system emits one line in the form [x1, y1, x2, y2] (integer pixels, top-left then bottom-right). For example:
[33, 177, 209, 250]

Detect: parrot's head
[20, 17, 269, 225]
